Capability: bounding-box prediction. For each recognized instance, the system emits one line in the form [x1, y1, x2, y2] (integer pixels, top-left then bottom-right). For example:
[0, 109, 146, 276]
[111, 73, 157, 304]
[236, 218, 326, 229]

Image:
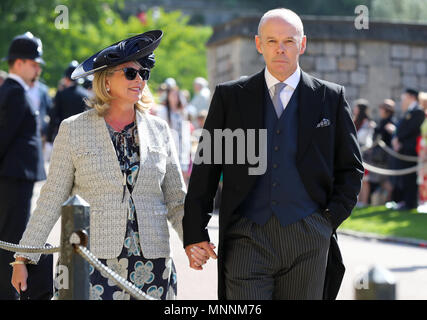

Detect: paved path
[32, 179, 427, 300]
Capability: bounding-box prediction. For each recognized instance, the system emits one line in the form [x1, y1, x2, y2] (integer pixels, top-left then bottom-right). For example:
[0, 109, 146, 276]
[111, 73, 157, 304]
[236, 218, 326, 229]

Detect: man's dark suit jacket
[0, 78, 46, 181]
[396, 104, 425, 159]
[47, 84, 89, 142]
[36, 81, 53, 137]
[183, 69, 364, 299]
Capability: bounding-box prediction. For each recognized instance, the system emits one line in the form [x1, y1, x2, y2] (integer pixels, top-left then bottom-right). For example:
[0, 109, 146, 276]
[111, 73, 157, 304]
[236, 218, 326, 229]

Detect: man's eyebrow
[265, 36, 296, 40]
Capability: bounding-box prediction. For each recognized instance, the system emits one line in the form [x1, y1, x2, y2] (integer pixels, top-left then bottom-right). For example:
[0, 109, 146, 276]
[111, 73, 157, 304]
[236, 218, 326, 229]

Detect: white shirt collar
[264, 65, 301, 93]
[7, 73, 30, 91]
[408, 101, 418, 112]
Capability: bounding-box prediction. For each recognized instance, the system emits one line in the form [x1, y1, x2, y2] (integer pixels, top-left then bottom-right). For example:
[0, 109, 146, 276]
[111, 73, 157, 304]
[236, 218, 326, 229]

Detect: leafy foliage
[0, 1, 212, 93]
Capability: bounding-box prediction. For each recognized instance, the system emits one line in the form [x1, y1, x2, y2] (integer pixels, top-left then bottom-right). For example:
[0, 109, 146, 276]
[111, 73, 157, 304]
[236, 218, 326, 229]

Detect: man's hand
[185, 241, 217, 270]
[385, 123, 396, 135]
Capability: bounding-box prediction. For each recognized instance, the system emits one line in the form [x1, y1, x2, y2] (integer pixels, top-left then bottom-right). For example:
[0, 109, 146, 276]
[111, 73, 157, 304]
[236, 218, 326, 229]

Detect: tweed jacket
[17, 108, 186, 263]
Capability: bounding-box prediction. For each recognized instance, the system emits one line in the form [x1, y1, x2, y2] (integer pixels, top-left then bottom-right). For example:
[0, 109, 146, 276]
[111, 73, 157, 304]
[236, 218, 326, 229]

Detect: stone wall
[206, 16, 427, 118]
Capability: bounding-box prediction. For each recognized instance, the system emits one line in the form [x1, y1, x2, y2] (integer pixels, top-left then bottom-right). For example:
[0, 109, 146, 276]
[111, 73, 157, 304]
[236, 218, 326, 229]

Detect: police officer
[391, 88, 425, 210]
[0, 32, 47, 299]
[47, 60, 90, 142]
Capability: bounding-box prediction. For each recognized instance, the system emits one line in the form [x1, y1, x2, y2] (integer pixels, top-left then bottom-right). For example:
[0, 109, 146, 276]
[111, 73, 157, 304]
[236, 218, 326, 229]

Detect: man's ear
[255, 35, 263, 54]
[14, 59, 24, 69]
[299, 35, 307, 55]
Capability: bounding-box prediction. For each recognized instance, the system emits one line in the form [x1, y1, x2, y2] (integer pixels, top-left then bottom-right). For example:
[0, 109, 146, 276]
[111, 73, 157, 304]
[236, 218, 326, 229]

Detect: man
[0, 32, 47, 299]
[390, 89, 425, 210]
[46, 60, 90, 143]
[183, 8, 363, 300]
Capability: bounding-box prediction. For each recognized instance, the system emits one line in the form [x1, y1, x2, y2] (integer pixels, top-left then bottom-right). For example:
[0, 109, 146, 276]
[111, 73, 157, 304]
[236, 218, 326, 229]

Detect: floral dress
[87, 121, 177, 300]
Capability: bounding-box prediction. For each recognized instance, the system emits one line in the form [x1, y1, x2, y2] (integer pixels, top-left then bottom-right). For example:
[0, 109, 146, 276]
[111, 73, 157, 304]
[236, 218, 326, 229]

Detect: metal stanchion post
[58, 195, 90, 300]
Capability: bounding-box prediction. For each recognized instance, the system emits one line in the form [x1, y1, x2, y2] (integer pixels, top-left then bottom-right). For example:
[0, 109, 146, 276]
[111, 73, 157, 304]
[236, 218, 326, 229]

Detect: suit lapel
[237, 69, 324, 161]
[296, 71, 325, 161]
[135, 110, 149, 167]
[238, 70, 266, 131]
[91, 111, 124, 183]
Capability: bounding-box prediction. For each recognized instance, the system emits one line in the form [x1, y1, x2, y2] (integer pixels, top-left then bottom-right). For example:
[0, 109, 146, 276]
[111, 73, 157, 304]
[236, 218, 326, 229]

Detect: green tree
[371, 0, 427, 23]
[138, 8, 212, 92]
[0, 1, 212, 95]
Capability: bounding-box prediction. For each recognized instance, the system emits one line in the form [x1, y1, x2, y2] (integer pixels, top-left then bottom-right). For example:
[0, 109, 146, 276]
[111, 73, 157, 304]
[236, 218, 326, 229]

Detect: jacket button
[273, 163, 278, 169]
[272, 200, 278, 205]
[276, 129, 281, 134]
[272, 182, 278, 187]
[274, 146, 279, 151]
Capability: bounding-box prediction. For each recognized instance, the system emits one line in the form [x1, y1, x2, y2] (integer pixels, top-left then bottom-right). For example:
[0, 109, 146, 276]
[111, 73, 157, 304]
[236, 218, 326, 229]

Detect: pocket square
[316, 118, 331, 128]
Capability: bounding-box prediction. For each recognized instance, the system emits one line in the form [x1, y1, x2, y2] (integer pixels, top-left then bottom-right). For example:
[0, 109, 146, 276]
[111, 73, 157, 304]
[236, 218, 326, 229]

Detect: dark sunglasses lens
[123, 68, 150, 80]
[138, 69, 150, 81]
[124, 68, 138, 80]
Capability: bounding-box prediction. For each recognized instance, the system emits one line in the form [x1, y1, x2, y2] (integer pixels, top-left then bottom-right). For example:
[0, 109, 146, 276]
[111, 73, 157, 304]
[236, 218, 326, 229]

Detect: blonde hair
[85, 63, 154, 116]
[419, 91, 427, 111]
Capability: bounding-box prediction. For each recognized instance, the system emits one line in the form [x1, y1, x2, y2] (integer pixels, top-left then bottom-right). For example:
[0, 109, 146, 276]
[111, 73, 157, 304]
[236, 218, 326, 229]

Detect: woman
[352, 99, 374, 207]
[156, 85, 192, 184]
[11, 30, 210, 300]
[368, 99, 396, 204]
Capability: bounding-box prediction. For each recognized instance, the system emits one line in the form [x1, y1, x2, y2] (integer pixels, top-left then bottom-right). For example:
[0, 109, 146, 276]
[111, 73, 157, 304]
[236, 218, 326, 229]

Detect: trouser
[391, 155, 418, 208]
[401, 171, 418, 209]
[0, 177, 34, 300]
[223, 212, 332, 300]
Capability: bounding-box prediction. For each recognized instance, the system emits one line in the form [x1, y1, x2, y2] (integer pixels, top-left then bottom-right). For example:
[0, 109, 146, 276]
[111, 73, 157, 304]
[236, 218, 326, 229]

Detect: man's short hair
[8, 59, 18, 68]
[194, 77, 208, 87]
[257, 8, 304, 40]
[405, 88, 419, 100]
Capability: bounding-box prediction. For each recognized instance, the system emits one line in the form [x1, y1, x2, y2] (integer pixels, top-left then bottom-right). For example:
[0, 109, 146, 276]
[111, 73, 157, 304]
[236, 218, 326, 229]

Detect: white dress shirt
[264, 66, 301, 113]
[408, 101, 418, 112]
[7, 73, 30, 91]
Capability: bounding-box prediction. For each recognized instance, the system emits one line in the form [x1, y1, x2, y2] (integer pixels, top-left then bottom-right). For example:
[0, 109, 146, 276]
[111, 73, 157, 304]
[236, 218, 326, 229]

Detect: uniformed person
[0, 32, 47, 299]
[47, 60, 90, 142]
[391, 88, 425, 210]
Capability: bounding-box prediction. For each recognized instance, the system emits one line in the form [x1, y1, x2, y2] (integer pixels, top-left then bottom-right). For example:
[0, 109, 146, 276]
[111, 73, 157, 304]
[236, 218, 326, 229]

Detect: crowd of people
[149, 76, 210, 184]
[352, 89, 427, 211]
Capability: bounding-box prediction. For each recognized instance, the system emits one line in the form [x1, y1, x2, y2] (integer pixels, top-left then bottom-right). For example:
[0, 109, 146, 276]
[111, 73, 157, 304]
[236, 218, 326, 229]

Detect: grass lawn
[338, 206, 427, 241]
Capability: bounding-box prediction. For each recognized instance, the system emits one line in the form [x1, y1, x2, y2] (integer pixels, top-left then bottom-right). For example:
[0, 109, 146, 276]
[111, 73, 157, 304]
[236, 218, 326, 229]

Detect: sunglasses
[114, 67, 150, 81]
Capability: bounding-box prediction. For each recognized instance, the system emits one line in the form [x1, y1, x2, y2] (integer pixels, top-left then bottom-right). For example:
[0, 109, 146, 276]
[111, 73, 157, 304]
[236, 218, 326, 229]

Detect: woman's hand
[11, 259, 29, 294]
[185, 242, 217, 270]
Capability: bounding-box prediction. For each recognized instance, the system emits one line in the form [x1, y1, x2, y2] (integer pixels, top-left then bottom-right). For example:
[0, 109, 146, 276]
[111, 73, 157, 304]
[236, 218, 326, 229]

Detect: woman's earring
[107, 87, 110, 92]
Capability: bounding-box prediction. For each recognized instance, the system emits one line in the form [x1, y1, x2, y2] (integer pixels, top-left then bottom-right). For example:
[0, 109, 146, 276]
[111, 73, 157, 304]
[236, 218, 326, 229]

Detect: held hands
[185, 241, 217, 270]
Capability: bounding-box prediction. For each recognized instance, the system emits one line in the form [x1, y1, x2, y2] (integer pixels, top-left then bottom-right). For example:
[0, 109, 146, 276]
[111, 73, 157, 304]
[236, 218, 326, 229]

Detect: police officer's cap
[4, 32, 45, 64]
[64, 60, 79, 79]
